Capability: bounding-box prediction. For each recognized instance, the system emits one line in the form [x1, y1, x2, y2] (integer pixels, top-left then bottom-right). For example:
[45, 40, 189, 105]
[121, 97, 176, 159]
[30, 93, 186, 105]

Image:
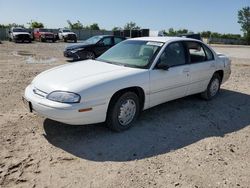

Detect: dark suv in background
[64, 35, 126, 61]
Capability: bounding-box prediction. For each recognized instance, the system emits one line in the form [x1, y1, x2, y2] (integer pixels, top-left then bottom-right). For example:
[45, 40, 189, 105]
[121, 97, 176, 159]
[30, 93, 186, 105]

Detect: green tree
[0, 23, 24, 28]
[112, 27, 122, 31]
[238, 6, 250, 44]
[67, 20, 84, 30]
[89, 23, 100, 30]
[124, 22, 140, 30]
[164, 28, 189, 36]
[200, 31, 212, 38]
[27, 20, 44, 28]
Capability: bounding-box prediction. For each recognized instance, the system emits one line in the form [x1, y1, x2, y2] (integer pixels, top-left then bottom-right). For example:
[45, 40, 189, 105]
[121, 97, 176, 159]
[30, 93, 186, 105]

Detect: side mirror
[98, 41, 105, 46]
[156, 60, 169, 70]
[8, 31, 11, 34]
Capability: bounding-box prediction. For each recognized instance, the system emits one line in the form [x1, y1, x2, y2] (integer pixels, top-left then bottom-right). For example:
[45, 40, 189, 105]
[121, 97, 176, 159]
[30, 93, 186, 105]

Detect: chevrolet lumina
[23, 37, 231, 131]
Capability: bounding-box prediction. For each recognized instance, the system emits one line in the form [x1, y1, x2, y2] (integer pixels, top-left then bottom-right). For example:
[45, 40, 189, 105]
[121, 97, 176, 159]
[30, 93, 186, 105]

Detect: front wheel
[107, 92, 140, 132]
[201, 73, 221, 100]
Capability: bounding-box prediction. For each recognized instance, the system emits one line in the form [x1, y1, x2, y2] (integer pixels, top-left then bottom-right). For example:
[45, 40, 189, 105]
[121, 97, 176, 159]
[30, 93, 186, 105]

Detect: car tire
[107, 92, 140, 132]
[201, 73, 221, 100]
[74, 39, 77, 43]
[64, 38, 67, 42]
[86, 51, 95, 59]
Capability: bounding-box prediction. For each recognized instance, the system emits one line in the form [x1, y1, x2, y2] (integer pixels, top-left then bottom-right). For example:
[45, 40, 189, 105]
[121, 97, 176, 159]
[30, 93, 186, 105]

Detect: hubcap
[118, 99, 136, 126]
[210, 78, 220, 96]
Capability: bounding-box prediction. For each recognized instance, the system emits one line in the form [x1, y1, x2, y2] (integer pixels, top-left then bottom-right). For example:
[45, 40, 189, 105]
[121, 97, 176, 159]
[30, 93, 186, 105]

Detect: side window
[158, 42, 186, 67]
[203, 44, 214, 61]
[101, 37, 113, 46]
[186, 42, 206, 63]
[114, 37, 123, 45]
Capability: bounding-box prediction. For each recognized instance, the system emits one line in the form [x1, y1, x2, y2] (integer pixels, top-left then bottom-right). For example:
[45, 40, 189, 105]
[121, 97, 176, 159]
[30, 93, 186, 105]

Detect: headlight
[47, 91, 81, 103]
[71, 48, 84, 53]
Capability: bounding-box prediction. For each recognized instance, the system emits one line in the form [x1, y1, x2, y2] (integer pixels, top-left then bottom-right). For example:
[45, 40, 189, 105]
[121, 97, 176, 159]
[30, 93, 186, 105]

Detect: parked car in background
[58, 28, 77, 43]
[24, 37, 231, 132]
[33, 28, 56, 42]
[9, 27, 32, 43]
[64, 35, 126, 61]
[178, 33, 203, 41]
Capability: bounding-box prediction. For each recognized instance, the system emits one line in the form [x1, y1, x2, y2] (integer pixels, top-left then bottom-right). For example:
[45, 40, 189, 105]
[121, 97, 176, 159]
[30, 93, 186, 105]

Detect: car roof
[128, 36, 200, 43]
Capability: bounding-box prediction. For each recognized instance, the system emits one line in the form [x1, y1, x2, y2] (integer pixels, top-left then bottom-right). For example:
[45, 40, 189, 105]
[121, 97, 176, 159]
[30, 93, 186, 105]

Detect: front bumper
[14, 34, 31, 41]
[42, 35, 55, 40]
[65, 34, 77, 40]
[64, 50, 83, 60]
[24, 84, 107, 125]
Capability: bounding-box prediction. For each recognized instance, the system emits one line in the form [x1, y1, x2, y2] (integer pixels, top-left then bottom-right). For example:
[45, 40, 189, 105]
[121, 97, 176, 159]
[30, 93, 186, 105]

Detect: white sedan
[23, 37, 231, 131]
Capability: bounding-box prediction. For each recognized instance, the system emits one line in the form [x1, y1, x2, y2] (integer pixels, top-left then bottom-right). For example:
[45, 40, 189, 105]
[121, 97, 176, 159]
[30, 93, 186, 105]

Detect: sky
[0, 0, 249, 34]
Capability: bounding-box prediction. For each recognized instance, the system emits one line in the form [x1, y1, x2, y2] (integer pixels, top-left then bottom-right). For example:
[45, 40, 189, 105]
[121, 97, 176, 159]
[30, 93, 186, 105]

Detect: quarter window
[185, 41, 214, 63]
[158, 42, 186, 67]
[203, 44, 214, 61]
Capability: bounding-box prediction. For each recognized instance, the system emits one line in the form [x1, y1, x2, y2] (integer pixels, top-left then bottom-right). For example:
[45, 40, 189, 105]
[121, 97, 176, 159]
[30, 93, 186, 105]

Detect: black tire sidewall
[107, 92, 140, 132]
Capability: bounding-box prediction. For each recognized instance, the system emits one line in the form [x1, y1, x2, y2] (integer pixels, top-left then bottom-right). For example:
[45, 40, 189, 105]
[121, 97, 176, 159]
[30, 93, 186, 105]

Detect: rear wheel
[201, 73, 221, 100]
[107, 92, 140, 132]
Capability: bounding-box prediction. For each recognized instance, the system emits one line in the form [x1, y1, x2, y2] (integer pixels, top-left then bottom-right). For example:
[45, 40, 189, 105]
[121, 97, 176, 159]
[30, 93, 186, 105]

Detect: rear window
[185, 42, 207, 63]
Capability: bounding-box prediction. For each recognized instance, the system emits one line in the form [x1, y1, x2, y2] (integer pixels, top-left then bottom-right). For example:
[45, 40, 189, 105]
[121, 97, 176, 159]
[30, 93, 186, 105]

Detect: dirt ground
[0, 41, 250, 188]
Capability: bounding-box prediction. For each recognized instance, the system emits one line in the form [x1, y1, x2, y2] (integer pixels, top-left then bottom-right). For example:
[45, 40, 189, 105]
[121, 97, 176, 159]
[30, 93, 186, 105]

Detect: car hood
[65, 42, 93, 50]
[32, 60, 146, 93]
[13, 32, 30, 36]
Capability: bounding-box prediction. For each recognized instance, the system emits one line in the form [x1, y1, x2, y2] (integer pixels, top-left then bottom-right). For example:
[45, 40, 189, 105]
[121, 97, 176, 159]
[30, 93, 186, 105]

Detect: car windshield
[63, 29, 71, 32]
[39, 29, 49, 32]
[13, 28, 26, 32]
[85, 36, 103, 44]
[97, 40, 164, 69]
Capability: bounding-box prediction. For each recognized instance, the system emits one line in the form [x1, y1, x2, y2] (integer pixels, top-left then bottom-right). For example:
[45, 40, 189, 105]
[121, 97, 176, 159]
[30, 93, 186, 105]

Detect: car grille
[33, 88, 47, 98]
[67, 34, 76, 40]
[16, 34, 30, 40]
[45, 34, 54, 38]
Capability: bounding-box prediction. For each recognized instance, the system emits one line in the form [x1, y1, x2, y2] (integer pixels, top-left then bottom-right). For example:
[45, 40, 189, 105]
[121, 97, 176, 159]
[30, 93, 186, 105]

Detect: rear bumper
[222, 67, 231, 84]
[24, 84, 107, 125]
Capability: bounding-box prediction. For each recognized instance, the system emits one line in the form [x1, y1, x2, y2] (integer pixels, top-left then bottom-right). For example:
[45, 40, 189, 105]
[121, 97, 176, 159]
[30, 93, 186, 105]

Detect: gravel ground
[0, 41, 250, 188]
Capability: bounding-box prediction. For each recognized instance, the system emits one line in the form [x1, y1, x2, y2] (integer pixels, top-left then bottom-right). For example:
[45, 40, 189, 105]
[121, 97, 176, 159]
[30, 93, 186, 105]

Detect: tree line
[0, 6, 249, 43]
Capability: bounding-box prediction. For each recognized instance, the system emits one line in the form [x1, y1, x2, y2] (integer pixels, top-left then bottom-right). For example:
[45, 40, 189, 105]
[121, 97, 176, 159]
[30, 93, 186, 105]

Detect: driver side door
[95, 37, 114, 56]
[149, 42, 190, 107]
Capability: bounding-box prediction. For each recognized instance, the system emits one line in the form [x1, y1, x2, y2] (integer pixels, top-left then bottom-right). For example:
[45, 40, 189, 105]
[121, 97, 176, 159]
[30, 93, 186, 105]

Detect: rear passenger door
[184, 41, 216, 95]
